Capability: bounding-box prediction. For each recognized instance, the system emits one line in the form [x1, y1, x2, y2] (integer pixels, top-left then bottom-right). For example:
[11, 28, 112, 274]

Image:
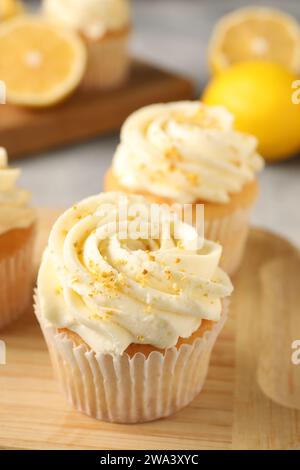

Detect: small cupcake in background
[35, 192, 233, 423]
[43, 0, 131, 90]
[104, 101, 264, 275]
[0, 147, 36, 329]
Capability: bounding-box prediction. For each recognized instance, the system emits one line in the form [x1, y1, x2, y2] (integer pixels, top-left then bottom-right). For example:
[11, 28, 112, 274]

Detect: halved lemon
[0, 16, 87, 107]
[0, 0, 24, 21]
[208, 7, 300, 74]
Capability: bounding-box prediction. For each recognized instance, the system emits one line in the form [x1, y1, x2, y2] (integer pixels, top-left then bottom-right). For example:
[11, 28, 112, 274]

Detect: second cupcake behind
[105, 101, 265, 275]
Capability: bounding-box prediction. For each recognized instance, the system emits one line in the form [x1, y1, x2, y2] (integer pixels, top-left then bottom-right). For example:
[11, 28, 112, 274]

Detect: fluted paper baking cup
[35, 296, 229, 423]
[205, 206, 252, 276]
[0, 229, 35, 329]
[81, 32, 130, 90]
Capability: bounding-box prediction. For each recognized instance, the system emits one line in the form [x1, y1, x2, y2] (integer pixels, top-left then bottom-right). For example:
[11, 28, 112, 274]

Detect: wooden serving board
[0, 209, 300, 450]
[0, 60, 194, 160]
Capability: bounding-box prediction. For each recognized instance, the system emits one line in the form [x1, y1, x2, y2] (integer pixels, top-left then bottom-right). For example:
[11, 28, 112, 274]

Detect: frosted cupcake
[36, 192, 233, 423]
[0, 147, 36, 329]
[43, 0, 131, 90]
[105, 101, 264, 275]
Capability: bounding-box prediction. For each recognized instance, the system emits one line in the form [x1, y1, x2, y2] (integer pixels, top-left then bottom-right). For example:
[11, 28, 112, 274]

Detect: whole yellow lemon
[202, 60, 300, 160]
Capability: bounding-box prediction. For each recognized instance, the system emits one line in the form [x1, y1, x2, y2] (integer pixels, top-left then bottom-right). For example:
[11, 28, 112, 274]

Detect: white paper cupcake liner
[35, 296, 229, 424]
[205, 206, 252, 276]
[81, 32, 131, 90]
[0, 227, 35, 329]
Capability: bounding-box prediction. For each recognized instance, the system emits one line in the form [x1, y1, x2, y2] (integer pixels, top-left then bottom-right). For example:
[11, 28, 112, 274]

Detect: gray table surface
[19, 0, 300, 246]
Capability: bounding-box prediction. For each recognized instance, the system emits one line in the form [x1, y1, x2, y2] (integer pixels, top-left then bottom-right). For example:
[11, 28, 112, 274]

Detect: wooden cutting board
[0, 60, 194, 160]
[0, 209, 299, 450]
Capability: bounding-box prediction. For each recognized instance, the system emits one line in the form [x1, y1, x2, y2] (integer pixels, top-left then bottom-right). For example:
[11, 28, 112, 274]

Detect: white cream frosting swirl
[112, 101, 264, 204]
[43, 0, 131, 39]
[0, 147, 35, 235]
[38, 192, 233, 355]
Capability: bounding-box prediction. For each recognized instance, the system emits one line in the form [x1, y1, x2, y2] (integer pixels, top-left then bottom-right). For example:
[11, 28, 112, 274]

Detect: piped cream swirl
[113, 101, 264, 204]
[43, 0, 131, 39]
[38, 192, 233, 355]
[0, 147, 35, 235]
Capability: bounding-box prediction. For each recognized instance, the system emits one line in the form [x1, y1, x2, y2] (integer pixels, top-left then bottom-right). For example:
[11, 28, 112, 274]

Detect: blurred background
[14, 0, 300, 245]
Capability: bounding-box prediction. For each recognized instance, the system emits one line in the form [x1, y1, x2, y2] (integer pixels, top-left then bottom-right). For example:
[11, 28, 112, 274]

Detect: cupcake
[104, 101, 264, 275]
[35, 192, 233, 423]
[0, 147, 36, 329]
[43, 0, 131, 90]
